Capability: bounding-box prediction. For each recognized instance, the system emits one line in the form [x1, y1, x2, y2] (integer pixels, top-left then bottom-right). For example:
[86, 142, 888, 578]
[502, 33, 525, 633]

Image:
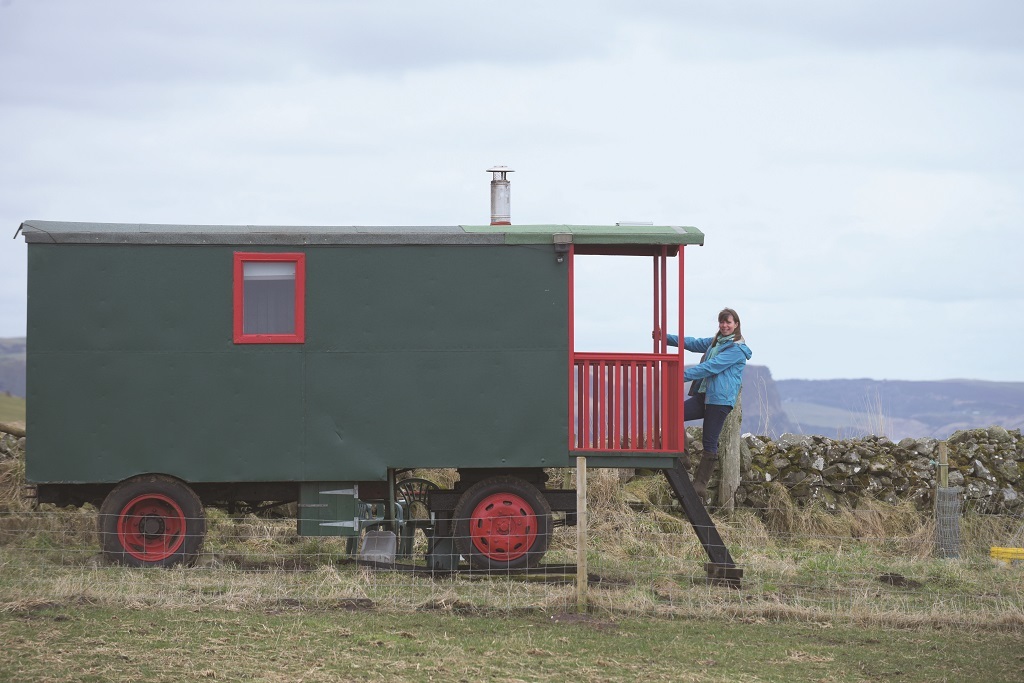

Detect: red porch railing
[572, 352, 682, 452]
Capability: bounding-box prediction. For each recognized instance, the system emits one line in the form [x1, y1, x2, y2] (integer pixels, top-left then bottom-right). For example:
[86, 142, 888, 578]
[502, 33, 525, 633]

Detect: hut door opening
[569, 246, 686, 453]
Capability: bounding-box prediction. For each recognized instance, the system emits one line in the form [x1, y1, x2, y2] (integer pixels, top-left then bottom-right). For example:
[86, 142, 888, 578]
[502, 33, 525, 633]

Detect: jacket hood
[732, 340, 752, 361]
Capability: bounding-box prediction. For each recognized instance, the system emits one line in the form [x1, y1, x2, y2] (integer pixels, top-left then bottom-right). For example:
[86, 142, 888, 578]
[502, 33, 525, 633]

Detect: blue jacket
[667, 334, 752, 407]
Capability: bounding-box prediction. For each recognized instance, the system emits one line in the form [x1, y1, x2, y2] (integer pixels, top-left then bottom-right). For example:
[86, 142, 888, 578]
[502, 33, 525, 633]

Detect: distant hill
[775, 378, 1024, 441]
[737, 365, 796, 437]
[0, 338, 25, 398]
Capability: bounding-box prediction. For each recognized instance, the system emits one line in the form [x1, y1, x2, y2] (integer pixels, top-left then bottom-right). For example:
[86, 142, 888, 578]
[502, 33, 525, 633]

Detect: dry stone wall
[691, 426, 1024, 514]
[0, 432, 24, 460]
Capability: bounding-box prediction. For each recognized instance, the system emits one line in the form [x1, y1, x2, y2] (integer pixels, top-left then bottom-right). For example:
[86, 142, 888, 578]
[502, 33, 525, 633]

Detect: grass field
[2, 604, 1022, 682]
[0, 393, 25, 423]
[2, 446, 1023, 681]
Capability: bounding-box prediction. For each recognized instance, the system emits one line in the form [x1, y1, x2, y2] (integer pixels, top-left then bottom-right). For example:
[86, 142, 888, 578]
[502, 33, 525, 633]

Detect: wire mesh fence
[2, 494, 1022, 626]
[935, 486, 963, 559]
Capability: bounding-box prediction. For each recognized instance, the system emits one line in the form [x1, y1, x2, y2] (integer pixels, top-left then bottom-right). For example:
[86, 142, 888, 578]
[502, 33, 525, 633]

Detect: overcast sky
[1, 1, 1021, 381]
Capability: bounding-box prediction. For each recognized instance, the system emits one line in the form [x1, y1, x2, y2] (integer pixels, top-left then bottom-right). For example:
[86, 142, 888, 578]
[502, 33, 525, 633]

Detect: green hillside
[782, 400, 865, 432]
[0, 393, 25, 423]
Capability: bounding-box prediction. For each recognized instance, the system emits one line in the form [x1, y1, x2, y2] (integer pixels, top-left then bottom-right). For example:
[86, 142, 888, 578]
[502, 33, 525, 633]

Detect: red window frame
[233, 252, 306, 344]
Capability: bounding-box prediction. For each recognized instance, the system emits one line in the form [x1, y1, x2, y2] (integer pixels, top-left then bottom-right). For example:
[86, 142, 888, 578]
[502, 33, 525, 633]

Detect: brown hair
[712, 307, 742, 346]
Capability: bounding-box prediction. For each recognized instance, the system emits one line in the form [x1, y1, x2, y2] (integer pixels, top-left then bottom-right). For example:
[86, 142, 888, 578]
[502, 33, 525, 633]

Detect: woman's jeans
[683, 393, 733, 455]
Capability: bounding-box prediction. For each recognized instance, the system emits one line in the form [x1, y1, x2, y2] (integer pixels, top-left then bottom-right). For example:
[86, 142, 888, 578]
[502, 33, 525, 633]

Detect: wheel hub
[138, 515, 165, 538]
[469, 493, 537, 562]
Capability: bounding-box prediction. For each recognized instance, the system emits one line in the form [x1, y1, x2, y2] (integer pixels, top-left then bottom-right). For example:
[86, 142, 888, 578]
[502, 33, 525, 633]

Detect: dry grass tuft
[962, 512, 1019, 554]
[764, 482, 797, 534]
[586, 468, 629, 509]
[1, 449, 97, 556]
[718, 509, 771, 551]
[0, 445, 29, 514]
[407, 468, 458, 489]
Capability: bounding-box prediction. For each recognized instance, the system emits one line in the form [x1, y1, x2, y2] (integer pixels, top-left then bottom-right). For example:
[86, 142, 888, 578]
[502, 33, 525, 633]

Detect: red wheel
[467, 492, 538, 562]
[99, 475, 205, 568]
[453, 476, 552, 570]
[116, 493, 187, 562]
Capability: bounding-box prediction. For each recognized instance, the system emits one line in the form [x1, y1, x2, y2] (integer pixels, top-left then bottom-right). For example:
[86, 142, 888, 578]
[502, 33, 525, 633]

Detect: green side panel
[301, 245, 568, 478]
[298, 482, 358, 537]
[26, 242, 569, 485]
[300, 245, 567, 354]
[27, 244, 237, 354]
[303, 349, 565, 479]
[25, 351, 305, 483]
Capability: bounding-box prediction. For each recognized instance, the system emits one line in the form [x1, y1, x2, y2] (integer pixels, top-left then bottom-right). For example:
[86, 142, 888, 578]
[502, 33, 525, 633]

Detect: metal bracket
[319, 518, 359, 529]
[321, 485, 358, 497]
[553, 233, 572, 263]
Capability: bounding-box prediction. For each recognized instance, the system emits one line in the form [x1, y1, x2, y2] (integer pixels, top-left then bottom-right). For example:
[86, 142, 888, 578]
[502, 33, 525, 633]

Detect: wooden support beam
[663, 457, 743, 588]
[576, 456, 588, 612]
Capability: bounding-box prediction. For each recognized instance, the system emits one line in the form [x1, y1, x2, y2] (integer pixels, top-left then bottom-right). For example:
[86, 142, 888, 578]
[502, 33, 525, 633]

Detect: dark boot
[679, 449, 692, 469]
[692, 452, 719, 499]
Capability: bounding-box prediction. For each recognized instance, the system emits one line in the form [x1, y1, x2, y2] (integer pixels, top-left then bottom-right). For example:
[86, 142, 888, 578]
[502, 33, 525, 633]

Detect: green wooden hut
[19, 219, 735, 576]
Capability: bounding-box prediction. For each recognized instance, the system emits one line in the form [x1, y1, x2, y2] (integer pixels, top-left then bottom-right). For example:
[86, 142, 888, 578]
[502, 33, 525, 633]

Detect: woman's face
[719, 315, 737, 337]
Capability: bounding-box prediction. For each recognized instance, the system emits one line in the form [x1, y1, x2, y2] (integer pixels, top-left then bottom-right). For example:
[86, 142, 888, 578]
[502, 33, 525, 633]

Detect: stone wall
[691, 426, 1024, 514]
[0, 432, 25, 460]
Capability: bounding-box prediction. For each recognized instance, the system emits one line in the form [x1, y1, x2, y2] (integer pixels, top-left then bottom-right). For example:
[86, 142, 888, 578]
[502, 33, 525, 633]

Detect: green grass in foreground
[2, 605, 1021, 683]
[0, 393, 25, 423]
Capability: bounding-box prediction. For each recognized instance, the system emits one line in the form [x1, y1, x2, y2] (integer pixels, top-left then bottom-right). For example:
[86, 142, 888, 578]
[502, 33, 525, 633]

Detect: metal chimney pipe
[487, 166, 514, 225]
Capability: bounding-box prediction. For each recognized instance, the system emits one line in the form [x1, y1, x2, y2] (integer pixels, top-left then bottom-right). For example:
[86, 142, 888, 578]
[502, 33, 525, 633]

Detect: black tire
[453, 476, 552, 570]
[98, 475, 206, 568]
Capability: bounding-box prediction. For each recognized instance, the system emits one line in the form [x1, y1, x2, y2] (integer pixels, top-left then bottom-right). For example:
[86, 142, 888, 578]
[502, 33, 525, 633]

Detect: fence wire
[1, 502, 1021, 626]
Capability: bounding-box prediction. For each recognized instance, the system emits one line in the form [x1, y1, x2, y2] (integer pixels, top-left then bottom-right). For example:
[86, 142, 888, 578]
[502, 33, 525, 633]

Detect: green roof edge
[460, 224, 705, 246]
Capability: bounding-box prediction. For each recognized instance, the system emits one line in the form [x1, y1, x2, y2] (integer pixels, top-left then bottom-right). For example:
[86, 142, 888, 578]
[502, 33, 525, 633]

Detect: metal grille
[935, 486, 963, 559]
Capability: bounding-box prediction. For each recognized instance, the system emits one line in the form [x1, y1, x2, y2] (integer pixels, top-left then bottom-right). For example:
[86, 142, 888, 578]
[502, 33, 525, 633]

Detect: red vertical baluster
[575, 362, 583, 449]
[583, 360, 592, 450]
[612, 361, 620, 449]
[597, 361, 606, 449]
[629, 361, 637, 449]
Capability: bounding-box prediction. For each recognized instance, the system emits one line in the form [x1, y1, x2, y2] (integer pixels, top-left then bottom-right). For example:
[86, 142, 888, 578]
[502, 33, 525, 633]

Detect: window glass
[243, 261, 296, 334]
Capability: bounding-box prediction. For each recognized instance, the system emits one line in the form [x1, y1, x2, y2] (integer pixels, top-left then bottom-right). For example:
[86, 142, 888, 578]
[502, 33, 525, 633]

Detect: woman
[665, 308, 751, 498]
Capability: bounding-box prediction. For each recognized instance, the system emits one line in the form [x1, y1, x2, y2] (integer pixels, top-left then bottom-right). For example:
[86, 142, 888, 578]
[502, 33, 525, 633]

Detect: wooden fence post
[938, 441, 949, 488]
[717, 389, 742, 513]
[576, 456, 588, 612]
